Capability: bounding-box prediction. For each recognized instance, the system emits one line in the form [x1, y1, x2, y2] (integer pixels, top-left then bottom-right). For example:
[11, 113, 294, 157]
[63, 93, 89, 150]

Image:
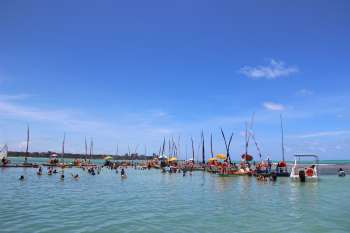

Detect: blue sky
[0, 0, 349, 159]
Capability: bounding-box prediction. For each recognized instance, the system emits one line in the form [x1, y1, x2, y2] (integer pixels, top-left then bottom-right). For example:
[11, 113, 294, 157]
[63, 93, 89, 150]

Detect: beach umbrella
[104, 156, 113, 160]
[278, 161, 287, 167]
[216, 154, 227, 160]
[242, 154, 253, 161]
[169, 157, 177, 162]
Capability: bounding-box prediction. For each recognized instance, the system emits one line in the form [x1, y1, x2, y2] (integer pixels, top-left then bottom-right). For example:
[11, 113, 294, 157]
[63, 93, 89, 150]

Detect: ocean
[0, 158, 349, 233]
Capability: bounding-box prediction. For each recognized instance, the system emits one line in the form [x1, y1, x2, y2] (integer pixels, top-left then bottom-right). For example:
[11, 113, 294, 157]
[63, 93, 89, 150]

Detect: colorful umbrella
[242, 154, 253, 161]
[216, 154, 227, 160]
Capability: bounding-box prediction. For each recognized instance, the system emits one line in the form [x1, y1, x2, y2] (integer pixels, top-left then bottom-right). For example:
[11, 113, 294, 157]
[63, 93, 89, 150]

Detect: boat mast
[191, 137, 195, 162]
[25, 125, 29, 162]
[221, 128, 233, 162]
[84, 137, 88, 161]
[251, 133, 262, 159]
[210, 133, 214, 158]
[161, 137, 166, 156]
[201, 130, 205, 164]
[245, 122, 249, 156]
[89, 138, 93, 160]
[280, 114, 285, 162]
[177, 136, 181, 159]
[61, 133, 66, 164]
[168, 139, 171, 156]
[244, 113, 255, 158]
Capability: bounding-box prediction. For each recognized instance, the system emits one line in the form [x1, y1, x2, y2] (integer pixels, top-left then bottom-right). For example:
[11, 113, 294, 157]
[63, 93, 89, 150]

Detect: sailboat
[21, 125, 38, 167]
[241, 114, 256, 163]
[0, 144, 9, 165]
[276, 115, 290, 177]
[60, 133, 69, 168]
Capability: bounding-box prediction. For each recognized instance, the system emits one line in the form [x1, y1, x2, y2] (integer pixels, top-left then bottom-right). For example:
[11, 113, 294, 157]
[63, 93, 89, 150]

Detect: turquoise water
[8, 156, 350, 165]
[1, 162, 350, 232]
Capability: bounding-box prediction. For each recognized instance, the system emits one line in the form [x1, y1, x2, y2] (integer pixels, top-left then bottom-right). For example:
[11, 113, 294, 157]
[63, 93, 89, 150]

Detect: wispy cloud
[292, 130, 350, 139]
[0, 94, 32, 101]
[263, 102, 285, 111]
[239, 59, 299, 80]
[296, 89, 313, 96]
[0, 100, 104, 132]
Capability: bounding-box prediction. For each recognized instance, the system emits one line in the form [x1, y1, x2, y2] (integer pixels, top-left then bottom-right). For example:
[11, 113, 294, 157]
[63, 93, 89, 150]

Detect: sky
[0, 0, 349, 160]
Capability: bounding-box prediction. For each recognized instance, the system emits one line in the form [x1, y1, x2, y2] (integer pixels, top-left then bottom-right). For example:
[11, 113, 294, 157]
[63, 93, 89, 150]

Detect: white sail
[0, 144, 8, 160]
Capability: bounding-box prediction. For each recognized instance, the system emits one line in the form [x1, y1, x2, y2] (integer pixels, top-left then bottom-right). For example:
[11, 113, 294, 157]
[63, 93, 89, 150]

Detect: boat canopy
[294, 154, 319, 159]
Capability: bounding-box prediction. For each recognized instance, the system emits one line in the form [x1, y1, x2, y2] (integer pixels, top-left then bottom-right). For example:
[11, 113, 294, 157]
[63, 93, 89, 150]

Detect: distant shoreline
[7, 151, 156, 160]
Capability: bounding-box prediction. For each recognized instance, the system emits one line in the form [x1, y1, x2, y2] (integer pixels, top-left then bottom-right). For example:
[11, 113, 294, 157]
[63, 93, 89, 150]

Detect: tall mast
[251, 133, 262, 159]
[85, 137, 87, 161]
[191, 137, 195, 162]
[201, 130, 205, 164]
[245, 122, 249, 156]
[25, 125, 29, 162]
[168, 139, 171, 156]
[280, 114, 285, 162]
[221, 128, 233, 162]
[161, 138, 166, 156]
[61, 133, 66, 164]
[89, 138, 93, 160]
[210, 133, 214, 158]
[245, 113, 255, 157]
[177, 136, 181, 159]
[158, 146, 162, 157]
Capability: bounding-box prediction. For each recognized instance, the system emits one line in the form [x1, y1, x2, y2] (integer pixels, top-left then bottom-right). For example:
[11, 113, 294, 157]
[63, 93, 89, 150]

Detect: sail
[0, 144, 8, 160]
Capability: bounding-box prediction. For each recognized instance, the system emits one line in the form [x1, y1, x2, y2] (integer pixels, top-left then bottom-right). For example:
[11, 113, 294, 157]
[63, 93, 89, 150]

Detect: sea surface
[1, 158, 350, 233]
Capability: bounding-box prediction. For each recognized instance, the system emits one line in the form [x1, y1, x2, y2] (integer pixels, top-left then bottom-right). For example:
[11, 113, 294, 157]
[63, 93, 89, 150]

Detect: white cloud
[239, 59, 299, 80]
[151, 110, 168, 118]
[0, 100, 105, 132]
[293, 130, 350, 139]
[0, 94, 32, 101]
[296, 89, 313, 96]
[263, 102, 285, 111]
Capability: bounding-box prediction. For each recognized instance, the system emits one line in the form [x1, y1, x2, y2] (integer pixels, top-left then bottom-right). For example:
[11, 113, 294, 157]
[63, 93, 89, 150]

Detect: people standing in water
[37, 166, 43, 175]
[121, 168, 126, 177]
[19, 175, 24, 180]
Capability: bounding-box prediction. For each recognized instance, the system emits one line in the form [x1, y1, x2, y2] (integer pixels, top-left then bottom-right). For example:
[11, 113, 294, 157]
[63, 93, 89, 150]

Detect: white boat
[0, 144, 8, 161]
[290, 154, 319, 182]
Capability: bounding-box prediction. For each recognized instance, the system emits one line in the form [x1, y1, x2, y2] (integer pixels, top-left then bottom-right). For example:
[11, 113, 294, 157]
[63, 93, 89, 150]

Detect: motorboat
[290, 154, 319, 182]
